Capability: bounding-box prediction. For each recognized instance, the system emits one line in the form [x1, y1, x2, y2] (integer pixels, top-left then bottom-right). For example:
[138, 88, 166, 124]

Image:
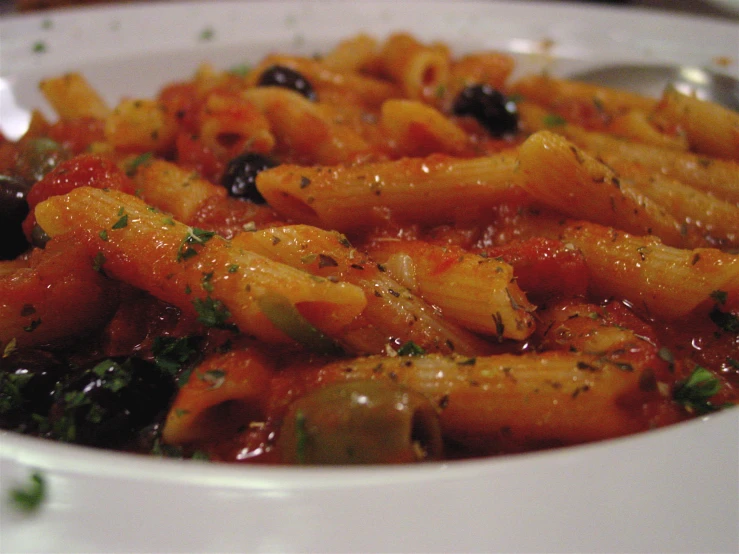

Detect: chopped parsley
[0, 372, 33, 413]
[176, 227, 216, 262]
[201, 272, 215, 292]
[9, 471, 46, 513]
[673, 366, 723, 415]
[199, 27, 215, 42]
[124, 152, 153, 176]
[152, 335, 200, 377]
[709, 307, 739, 333]
[397, 341, 427, 357]
[710, 290, 728, 305]
[32, 41, 47, 54]
[543, 114, 567, 127]
[92, 252, 106, 272]
[229, 63, 251, 77]
[91, 359, 131, 393]
[111, 213, 128, 230]
[193, 296, 232, 329]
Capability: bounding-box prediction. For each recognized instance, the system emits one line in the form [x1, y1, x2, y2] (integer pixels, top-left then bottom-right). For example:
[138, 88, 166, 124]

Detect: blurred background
[1, 0, 738, 20]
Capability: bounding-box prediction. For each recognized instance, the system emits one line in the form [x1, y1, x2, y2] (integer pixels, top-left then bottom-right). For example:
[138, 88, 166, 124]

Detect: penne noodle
[519, 101, 739, 205]
[104, 98, 178, 153]
[511, 73, 657, 124]
[233, 225, 496, 356]
[39, 72, 111, 120]
[242, 87, 372, 164]
[320, 33, 380, 73]
[380, 99, 470, 156]
[247, 53, 399, 108]
[516, 130, 690, 247]
[378, 33, 450, 103]
[197, 90, 275, 158]
[162, 346, 274, 445]
[366, 239, 536, 340]
[446, 52, 515, 99]
[255, 152, 522, 231]
[561, 221, 739, 320]
[130, 158, 226, 224]
[33, 187, 368, 344]
[652, 86, 739, 161]
[273, 350, 663, 448]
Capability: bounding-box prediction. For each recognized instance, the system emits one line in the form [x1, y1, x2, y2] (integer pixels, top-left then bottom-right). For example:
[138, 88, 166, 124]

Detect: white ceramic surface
[0, 2, 738, 553]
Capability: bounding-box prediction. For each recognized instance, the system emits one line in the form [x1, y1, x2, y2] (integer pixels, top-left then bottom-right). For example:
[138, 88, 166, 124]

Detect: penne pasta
[33, 187, 367, 345]
[652, 86, 739, 161]
[378, 33, 450, 103]
[255, 152, 522, 231]
[162, 345, 274, 445]
[272, 350, 664, 448]
[130, 158, 226, 224]
[39, 72, 111, 120]
[104, 98, 178, 153]
[242, 87, 372, 164]
[516, 130, 690, 247]
[380, 99, 470, 156]
[366, 239, 536, 340]
[561, 221, 739, 320]
[233, 225, 496, 356]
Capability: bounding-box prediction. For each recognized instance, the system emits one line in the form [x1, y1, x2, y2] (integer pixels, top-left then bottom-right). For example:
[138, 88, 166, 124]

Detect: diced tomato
[483, 237, 589, 301]
[23, 154, 136, 239]
[174, 132, 223, 183]
[46, 117, 105, 154]
[158, 82, 200, 134]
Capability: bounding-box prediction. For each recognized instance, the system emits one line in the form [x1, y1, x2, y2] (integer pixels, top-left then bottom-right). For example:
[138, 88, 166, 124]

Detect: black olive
[49, 357, 176, 447]
[0, 174, 32, 260]
[220, 152, 277, 203]
[257, 65, 317, 101]
[0, 349, 68, 428]
[452, 84, 519, 138]
[30, 224, 50, 250]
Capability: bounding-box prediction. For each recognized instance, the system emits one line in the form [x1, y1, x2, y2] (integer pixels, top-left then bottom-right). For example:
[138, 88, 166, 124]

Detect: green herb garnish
[9, 471, 46, 513]
[397, 341, 426, 357]
[193, 296, 232, 329]
[543, 114, 567, 127]
[176, 227, 216, 262]
[152, 335, 200, 376]
[709, 307, 739, 333]
[673, 366, 723, 415]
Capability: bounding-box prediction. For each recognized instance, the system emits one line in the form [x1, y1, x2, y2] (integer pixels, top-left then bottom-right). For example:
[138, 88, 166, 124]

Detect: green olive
[18, 138, 69, 183]
[277, 380, 443, 465]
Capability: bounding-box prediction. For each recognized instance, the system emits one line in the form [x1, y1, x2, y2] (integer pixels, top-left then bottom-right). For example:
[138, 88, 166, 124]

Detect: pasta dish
[0, 33, 737, 464]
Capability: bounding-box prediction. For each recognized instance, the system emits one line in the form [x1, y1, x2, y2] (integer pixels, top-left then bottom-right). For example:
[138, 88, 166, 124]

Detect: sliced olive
[278, 380, 443, 465]
[48, 357, 176, 447]
[0, 174, 31, 259]
[452, 84, 519, 137]
[220, 152, 276, 203]
[0, 348, 68, 429]
[257, 65, 317, 101]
